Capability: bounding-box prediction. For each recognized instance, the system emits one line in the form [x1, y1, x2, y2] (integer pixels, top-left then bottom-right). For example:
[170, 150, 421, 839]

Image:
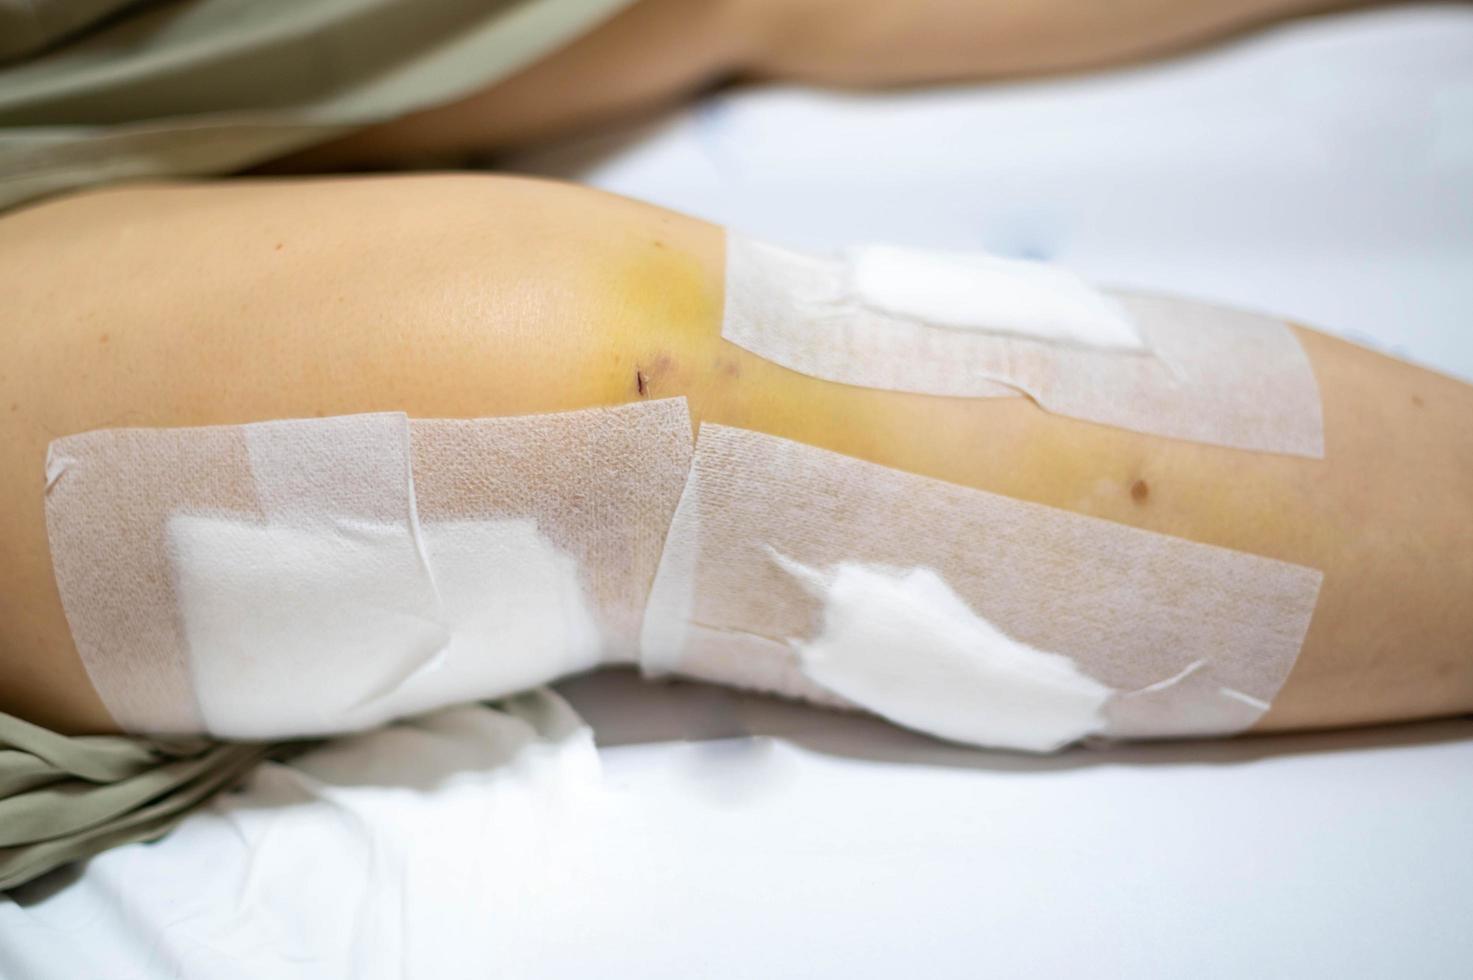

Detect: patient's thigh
[0, 175, 723, 732]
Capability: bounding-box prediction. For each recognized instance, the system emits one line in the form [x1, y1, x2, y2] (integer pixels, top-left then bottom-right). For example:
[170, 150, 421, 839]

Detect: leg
[1, 174, 1469, 733]
[263, 0, 1370, 171]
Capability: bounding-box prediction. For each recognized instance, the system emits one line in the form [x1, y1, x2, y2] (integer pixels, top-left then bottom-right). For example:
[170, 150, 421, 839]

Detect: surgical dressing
[771, 555, 1113, 752]
[640, 424, 1322, 747]
[46, 399, 1323, 747]
[170, 515, 604, 737]
[45, 400, 693, 738]
[723, 234, 1325, 457]
[409, 397, 693, 663]
[846, 244, 1144, 350]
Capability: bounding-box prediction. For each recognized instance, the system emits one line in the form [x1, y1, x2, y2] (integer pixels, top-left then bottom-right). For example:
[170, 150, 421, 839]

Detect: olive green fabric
[0, 709, 302, 890]
[0, 0, 145, 62]
[0, 0, 637, 212]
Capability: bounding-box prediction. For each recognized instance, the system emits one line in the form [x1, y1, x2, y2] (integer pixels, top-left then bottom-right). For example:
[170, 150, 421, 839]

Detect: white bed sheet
[4, 6, 1472, 978]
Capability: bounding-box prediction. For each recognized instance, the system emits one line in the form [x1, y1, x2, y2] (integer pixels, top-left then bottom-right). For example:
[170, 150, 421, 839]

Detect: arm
[1, 174, 1468, 734]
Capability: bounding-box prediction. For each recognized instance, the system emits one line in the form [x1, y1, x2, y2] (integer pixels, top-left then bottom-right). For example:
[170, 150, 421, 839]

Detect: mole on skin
[1130, 478, 1150, 504]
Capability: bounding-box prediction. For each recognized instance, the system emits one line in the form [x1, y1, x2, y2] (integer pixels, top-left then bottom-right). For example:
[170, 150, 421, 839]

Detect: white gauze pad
[846, 244, 1144, 350]
[769, 555, 1113, 752]
[45, 413, 441, 735]
[44, 400, 694, 738]
[641, 425, 1322, 749]
[723, 234, 1324, 458]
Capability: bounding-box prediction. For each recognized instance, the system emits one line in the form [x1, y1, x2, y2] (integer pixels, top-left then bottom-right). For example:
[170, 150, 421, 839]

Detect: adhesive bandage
[408, 398, 694, 668]
[641, 425, 1322, 750]
[723, 235, 1325, 458]
[45, 400, 693, 738]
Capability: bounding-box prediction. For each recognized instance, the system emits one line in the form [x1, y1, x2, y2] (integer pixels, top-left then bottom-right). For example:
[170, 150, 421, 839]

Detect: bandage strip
[409, 397, 694, 666]
[45, 401, 694, 738]
[641, 424, 1323, 743]
[723, 235, 1325, 458]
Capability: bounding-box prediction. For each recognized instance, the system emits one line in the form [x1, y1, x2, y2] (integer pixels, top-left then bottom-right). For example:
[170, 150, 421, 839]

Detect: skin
[267, 0, 1372, 171]
[0, 174, 1470, 735]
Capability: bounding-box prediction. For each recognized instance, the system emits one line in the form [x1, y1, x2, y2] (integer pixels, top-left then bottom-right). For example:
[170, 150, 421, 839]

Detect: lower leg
[261, 0, 1370, 172]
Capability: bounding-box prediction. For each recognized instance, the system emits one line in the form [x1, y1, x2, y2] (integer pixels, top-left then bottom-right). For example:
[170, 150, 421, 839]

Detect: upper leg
[0, 174, 724, 731]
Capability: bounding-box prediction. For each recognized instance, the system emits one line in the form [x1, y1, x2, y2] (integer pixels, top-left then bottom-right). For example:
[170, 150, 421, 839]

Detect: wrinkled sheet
[4, 6, 1472, 978]
[1, 692, 604, 979]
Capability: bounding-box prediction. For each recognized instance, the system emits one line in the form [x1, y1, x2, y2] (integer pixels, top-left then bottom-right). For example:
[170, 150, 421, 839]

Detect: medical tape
[722, 234, 1325, 458]
[44, 412, 432, 736]
[44, 400, 693, 738]
[405, 397, 694, 694]
[640, 424, 1323, 748]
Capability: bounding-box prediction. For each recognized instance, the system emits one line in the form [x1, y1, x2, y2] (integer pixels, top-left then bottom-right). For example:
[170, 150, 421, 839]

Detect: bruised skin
[1, 174, 1469, 734]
